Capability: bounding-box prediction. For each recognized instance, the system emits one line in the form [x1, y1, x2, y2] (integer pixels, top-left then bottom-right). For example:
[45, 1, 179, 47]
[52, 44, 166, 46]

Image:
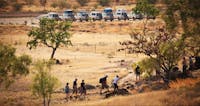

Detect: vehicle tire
[104, 19, 107, 21]
[80, 19, 82, 22]
[118, 18, 120, 21]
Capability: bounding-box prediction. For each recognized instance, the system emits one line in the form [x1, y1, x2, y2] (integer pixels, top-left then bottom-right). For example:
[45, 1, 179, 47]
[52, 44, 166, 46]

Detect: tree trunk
[48, 98, 51, 106]
[50, 48, 57, 59]
[43, 96, 46, 106]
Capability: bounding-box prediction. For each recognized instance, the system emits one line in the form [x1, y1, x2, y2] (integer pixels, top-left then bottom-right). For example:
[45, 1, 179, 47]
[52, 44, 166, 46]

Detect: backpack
[99, 78, 103, 83]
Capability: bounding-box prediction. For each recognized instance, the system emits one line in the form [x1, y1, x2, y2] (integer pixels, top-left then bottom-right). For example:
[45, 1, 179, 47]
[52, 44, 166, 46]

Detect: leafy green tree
[27, 18, 72, 59]
[32, 60, 59, 106]
[133, 0, 159, 35]
[119, 0, 186, 79]
[124, 28, 185, 79]
[164, 0, 200, 56]
[0, 43, 31, 88]
[76, 0, 88, 6]
[133, 0, 159, 18]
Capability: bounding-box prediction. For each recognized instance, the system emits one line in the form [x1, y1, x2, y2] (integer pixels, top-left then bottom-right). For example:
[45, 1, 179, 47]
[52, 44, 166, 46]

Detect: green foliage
[32, 60, 59, 106]
[12, 3, 23, 11]
[98, 0, 110, 6]
[148, 0, 157, 4]
[27, 18, 72, 59]
[76, 0, 88, 6]
[133, 58, 158, 78]
[133, 0, 159, 17]
[164, 0, 200, 56]
[0, 43, 32, 88]
[0, 0, 8, 8]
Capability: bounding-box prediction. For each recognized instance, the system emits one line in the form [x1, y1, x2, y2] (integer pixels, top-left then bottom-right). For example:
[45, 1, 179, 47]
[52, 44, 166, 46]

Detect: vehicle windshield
[53, 14, 58, 17]
[104, 9, 112, 13]
[64, 11, 73, 14]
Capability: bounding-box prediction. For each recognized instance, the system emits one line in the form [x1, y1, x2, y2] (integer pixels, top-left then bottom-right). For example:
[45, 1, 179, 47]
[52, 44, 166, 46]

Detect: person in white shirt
[113, 75, 119, 93]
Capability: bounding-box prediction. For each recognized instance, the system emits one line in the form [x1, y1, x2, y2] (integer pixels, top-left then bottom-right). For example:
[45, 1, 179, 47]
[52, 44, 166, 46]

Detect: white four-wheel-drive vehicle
[115, 9, 129, 20]
[89, 11, 103, 21]
[62, 9, 76, 21]
[75, 11, 89, 22]
[102, 8, 114, 21]
[37, 12, 61, 21]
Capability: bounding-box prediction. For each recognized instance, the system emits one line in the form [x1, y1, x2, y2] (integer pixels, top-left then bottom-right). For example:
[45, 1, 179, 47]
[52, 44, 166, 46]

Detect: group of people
[182, 56, 195, 77]
[64, 75, 120, 100]
[99, 75, 120, 94]
[64, 79, 86, 100]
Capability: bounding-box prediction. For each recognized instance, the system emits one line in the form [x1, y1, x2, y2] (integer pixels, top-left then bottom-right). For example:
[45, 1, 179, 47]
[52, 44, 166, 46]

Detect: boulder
[105, 88, 130, 98]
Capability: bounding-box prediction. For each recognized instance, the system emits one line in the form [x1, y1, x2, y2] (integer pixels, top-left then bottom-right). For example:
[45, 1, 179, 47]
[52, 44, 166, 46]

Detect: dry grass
[169, 77, 200, 89]
[63, 78, 200, 106]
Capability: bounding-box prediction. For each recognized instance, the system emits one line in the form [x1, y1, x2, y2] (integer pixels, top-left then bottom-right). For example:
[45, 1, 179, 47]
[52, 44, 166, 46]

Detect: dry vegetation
[0, 1, 199, 105]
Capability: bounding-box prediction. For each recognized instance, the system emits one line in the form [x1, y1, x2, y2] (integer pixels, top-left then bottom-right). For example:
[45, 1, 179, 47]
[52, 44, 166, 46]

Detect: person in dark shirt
[99, 75, 109, 94]
[73, 78, 78, 95]
[80, 80, 86, 96]
[135, 65, 141, 81]
[65, 83, 70, 100]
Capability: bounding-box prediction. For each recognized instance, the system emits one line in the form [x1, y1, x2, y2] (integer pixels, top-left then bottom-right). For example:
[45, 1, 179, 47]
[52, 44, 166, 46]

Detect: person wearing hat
[99, 75, 109, 94]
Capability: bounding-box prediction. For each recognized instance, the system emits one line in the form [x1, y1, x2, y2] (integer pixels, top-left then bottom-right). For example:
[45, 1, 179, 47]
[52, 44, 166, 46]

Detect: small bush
[51, 2, 58, 8]
[76, 0, 88, 6]
[12, 3, 23, 11]
[57, 0, 71, 9]
[99, 0, 110, 6]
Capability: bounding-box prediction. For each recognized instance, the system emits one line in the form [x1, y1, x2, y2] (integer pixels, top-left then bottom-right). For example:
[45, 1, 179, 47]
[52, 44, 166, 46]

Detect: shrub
[99, 0, 110, 6]
[12, 3, 23, 11]
[0, 0, 7, 8]
[76, 0, 88, 6]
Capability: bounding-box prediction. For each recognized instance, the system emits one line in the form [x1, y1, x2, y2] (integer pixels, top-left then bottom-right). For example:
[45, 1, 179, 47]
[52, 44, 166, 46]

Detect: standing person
[65, 83, 70, 100]
[189, 56, 194, 71]
[182, 57, 187, 77]
[135, 65, 141, 81]
[72, 78, 78, 96]
[113, 75, 119, 93]
[99, 75, 109, 94]
[80, 80, 86, 97]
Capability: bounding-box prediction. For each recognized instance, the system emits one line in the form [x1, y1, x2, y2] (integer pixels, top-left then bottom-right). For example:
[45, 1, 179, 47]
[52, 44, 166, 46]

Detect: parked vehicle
[115, 9, 129, 20]
[128, 11, 143, 20]
[75, 11, 89, 22]
[102, 8, 114, 21]
[37, 12, 61, 21]
[89, 11, 102, 21]
[63, 9, 76, 21]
